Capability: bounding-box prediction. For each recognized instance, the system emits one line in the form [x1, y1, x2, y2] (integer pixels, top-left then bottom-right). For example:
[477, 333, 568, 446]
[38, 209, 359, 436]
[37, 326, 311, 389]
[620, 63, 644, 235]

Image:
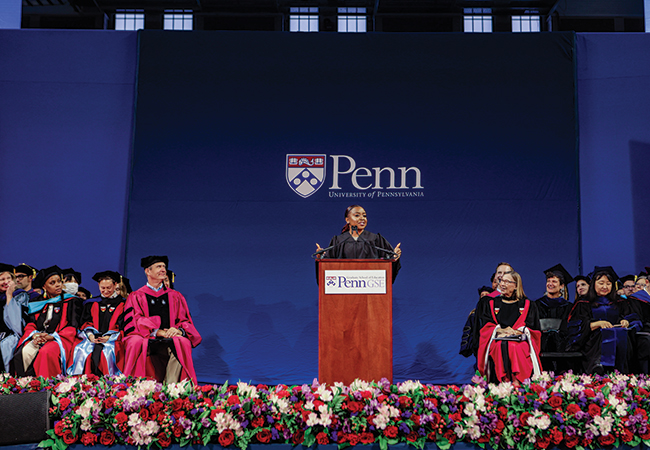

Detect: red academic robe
[122, 286, 201, 383]
[14, 295, 79, 378]
[477, 298, 542, 383]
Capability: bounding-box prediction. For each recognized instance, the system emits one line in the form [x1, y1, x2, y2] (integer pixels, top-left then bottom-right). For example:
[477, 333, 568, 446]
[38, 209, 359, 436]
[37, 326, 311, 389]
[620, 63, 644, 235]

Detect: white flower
[55, 378, 75, 394]
[77, 398, 99, 419]
[593, 415, 614, 436]
[80, 419, 92, 431]
[398, 380, 423, 394]
[165, 380, 189, 398]
[350, 379, 372, 391]
[488, 381, 513, 398]
[315, 385, 333, 401]
[467, 425, 481, 440]
[128, 413, 142, 427]
[454, 424, 466, 438]
[237, 382, 258, 399]
[373, 414, 388, 430]
[527, 411, 550, 430]
[18, 377, 33, 388]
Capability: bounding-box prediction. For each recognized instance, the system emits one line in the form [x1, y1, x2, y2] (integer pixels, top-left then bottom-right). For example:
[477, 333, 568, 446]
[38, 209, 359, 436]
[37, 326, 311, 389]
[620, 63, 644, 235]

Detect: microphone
[312, 244, 336, 258]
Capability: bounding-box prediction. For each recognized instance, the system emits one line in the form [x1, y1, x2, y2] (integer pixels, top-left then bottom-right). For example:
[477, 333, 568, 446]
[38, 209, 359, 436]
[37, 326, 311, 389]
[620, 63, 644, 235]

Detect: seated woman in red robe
[68, 271, 127, 376]
[13, 266, 80, 377]
[477, 271, 542, 383]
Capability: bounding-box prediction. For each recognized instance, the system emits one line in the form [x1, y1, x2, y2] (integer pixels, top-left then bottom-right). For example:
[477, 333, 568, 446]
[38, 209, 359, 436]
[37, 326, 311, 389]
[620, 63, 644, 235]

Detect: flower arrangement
[2, 371, 650, 450]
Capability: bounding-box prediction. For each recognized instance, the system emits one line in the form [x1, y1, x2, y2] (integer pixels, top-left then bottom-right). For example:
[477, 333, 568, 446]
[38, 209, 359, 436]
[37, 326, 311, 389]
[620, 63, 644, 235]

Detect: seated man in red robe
[123, 256, 201, 384]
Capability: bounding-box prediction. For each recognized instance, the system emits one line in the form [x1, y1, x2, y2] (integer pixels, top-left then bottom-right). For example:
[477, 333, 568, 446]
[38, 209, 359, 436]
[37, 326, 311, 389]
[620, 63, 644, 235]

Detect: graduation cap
[14, 263, 37, 277]
[478, 285, 493, 296]
[638, 271, 648, 278]
[33, 265, 63, 289]
[61, 268, 82, 284]
[574, 275, 591, 284]
[77, 287, 92, 299]
[620, 274, 636, 285]
[92, 270, 121, 284]
[544, 263, 574, 285]
[0, 263, 14, 275]
[592, 266, 619, 282]
[141, 255, 169, 269]
[166, 270, 175, 283]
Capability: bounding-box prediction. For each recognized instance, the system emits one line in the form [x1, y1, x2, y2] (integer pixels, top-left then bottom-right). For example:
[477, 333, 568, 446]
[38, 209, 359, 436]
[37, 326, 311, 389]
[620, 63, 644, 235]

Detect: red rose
[550, 428, 563, 445]
[173, 425, 184, 438]
[536, 436, 551, 449]
[520, 412, 532, 426]
[157, 432, 171, 448]
[103, 397, 116, 410]
[498, 406, 508, 419]
[316, 432, 329, 445]
[59, 397, 71, 410]
[598, 434, 616, 446]
[548, 396, 563, 409]
[384, 426, 398, 438]
[427, 432, 437, 441]
[257, 384, 269, 390]
[100, 430, 115, 446]
[443, 429, 457, 444]
[313, 399, 325, 409]
[218, 430, 235, 447]
[411, 414, 421, 426]
[81, 432, 97, 446]
[347, 434, 360, 446]
[621, 428, 634, 443]
[256, 429, 272, 443]
[581, 437, 593, 447]
[115, 412, 128, 424]
[291, 430, 305, 445]
[584, 389, 595, 398]
[54, 421, 65, 436]
[640, 429, 650, 440]
[359, 432, 374, 444]
[495, 420, 505, 433]
[478, 435, 490, 443]
[399, 396, 413, 407]
[63, 432, 77, 445]
[406, 432, 418, 442]
[29, 379, 41, 391]
[7, 377, 16, 386]
[565, 435, 579, 448]
[588, 404, 602, 417]
[360, 391, 372, 399]
[139, 408, 150, 420]
[172, 410, 185, 420]
[116, 391, 127, 398]
[377, 394, 388, 403]
[347, 401, 364, 413]
[566, 404, 581, 415]
[149, 401, 163, 415]
[431, 413, 442, 426]
[172, 398, 185, 411]
[252, 417, 265, 428]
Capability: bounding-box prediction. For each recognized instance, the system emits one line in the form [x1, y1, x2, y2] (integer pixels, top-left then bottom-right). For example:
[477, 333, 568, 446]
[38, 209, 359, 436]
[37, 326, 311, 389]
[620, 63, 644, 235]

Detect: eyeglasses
[499, 279, 516, 285]
[624, 285, 635, 290]
[15, 274, 28, 279]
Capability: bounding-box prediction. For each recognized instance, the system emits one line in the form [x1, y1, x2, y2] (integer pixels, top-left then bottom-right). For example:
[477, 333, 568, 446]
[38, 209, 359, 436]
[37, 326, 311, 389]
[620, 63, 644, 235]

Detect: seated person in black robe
[315, 205, 401, 281]
[535, 265, 574, 347]
[567, 266, 639, 374]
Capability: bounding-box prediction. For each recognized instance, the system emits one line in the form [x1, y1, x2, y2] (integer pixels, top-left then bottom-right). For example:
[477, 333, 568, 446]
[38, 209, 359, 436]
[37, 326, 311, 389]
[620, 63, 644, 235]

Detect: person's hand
[5, 280, 16, 300]
[88, 333, 97, 343]
[96, 335, 110, 344]
[156, 329, 167, 338]
[597, 320, 614, 329]
[620, 320, 630, 328]
[393, 243, 402, 260]
[164, 327, 183, 338]
[315, 243, 324, 259]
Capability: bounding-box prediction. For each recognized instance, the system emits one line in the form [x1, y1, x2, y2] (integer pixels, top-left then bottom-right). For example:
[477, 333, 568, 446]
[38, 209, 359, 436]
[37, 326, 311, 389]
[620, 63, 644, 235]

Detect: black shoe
[592, 364, 605, 375]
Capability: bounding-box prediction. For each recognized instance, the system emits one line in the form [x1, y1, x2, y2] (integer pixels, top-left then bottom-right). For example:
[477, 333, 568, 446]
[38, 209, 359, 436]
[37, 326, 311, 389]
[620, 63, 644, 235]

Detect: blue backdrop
[125, 31, 579, 385]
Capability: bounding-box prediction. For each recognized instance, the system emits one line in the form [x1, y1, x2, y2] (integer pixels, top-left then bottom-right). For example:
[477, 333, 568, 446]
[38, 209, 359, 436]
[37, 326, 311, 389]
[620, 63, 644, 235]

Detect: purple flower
[201, 418, 211, 427]
[584, 430, 594, 440]
[271, 428, 279, 440]
[399, 422, 411, 433]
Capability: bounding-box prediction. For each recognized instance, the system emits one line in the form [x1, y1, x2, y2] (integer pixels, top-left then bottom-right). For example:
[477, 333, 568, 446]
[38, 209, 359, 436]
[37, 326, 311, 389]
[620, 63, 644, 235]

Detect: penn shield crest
[286, 154, 326, 198]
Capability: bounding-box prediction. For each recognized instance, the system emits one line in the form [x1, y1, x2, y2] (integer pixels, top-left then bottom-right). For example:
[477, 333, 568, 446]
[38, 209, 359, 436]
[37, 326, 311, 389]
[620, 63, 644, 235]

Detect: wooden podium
[318, 259, 393, 385]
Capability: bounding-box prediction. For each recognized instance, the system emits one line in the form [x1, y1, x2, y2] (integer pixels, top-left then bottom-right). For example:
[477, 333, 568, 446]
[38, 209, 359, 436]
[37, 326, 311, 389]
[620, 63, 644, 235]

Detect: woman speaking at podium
[315, 205, 402, 281]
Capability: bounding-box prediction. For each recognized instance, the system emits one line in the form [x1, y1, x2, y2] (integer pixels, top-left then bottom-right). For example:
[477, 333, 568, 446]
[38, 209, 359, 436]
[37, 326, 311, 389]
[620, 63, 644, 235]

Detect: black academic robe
[318, 231, 401, 281]
[626, 291, 650, 371]
[535, 295, 573, 353]
[566, 296, 638, 373]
